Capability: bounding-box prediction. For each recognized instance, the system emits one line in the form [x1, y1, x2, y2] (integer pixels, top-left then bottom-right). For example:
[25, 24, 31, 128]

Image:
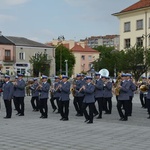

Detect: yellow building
[113, 0, 150, 50]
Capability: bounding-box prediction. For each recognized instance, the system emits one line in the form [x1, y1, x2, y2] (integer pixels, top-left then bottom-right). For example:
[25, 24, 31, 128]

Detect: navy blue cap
[148, 76, 150, 79]
[15, 76, 18, 79]
[86, 76, 92, 80]
[76, 74, 81, 77]
[81, 74, 85, 77]
[4, 75, 10, 78]
[42, 75, 48, 79]
[33, 78, 38, 81]
[126, 73, 132, 77]
[62, 75, 68, 79]
[121, 73, 127, 77]
[55, 76, 60, 79]
[18, 73, 23, 76]
[95, 72, 100, 76]
[142, 76, 147, 79]
[101, 75, 106, 78]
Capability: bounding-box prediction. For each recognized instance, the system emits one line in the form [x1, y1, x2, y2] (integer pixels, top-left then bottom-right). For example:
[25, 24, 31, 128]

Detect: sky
[0, 0, 138, 43]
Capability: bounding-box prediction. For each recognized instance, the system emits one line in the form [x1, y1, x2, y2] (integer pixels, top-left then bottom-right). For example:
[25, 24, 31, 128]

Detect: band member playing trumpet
[30, 78, 40, 111]
[103, 76, 113, 114]
[14, 73, 26, 116]
[117, 73, 130, 121]
[73, 74, 85, 116]
[94, 72, 104, 119]
[39, 75, 50, 119]
[50, 76, 61, 113]
[82, 76, 95, 124]
[139, 76, 148, 108]
[13, 76, 18, 110]
[59, 75, 71, 121]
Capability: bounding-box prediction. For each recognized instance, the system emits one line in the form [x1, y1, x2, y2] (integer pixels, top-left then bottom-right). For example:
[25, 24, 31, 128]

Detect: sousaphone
[99, 68, 109, 77]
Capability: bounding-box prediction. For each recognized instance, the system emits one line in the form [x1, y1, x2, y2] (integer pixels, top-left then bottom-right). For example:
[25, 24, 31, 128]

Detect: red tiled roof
[71, 43, 99, 53]
[121, 0, 150, 13]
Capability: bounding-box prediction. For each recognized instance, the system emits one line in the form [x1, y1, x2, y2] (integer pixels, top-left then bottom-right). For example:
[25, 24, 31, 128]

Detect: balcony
[3, 56, 14, 62]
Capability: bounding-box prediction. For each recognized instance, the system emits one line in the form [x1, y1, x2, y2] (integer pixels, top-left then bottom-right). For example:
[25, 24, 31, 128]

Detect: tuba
[139, 84, 149, 93]
[99, 68, 109, 77]
[113, 73, 122, 96]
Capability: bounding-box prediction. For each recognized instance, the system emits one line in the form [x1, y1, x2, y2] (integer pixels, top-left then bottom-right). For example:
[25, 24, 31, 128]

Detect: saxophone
[113, 73, 122, 96]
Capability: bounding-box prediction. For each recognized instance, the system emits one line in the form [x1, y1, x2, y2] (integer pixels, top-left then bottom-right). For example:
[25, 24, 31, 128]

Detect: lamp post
[58, 35, 65, 75]
[65, 60, 68, 76]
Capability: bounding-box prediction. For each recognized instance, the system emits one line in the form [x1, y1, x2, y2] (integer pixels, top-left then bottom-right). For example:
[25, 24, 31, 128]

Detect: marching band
[1, 71, 150, 123]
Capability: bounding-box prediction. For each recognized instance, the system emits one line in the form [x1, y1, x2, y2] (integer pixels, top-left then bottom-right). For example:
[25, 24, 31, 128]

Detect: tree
[29, 52, 52, 76]
[55, 44, 75, 76]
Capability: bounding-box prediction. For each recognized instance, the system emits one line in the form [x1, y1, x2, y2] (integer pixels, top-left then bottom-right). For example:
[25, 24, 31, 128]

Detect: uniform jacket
[118, 80, 130, 101]
[60, 81, 71, 101]
[103, 81, 112, 98]
[94, 79, 104, 98]
[146, 85, 150, 99]
[74, 80, 84, 97]
[2, 81, 14, 100]
[30, 83, 39, 97]
[83, 82, 95, 103]
[128, 80, 137, 97]
[39, 82, 50, 99]
[53, 81, 61, 98]
[14, 79, 26, 97]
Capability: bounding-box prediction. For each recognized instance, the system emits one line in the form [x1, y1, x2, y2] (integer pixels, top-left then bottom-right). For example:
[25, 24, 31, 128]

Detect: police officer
[59, 75, 71, 121]
[2, 75, 14, 119]
[103, 76, 113, 114]
[30, 78, 40, 111]
[82, 76, 95, 124]
[73, 74, 84, 116]
[126, 73, 137, 116]
[13, 76, 18, 110]
[146, 76, 150, 119]
[39, 75, 50, 119]
[14, 73, 26, 116]
[94, 73, 104, 119]
[117, 73, 130, 121]
[50, 76, 61, 113]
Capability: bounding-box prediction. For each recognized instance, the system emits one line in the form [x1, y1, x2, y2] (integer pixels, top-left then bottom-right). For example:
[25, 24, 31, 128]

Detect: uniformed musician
[82, 76, 95, 124]
[39, 75, 50, 119]
[30, 78, 40, 111]
[2, 75, 14, 119]
[14, 73, 26, 116]
[13, 76, 18, 110]
[59, 75, 71, 121]
[146, 76, 150, 119]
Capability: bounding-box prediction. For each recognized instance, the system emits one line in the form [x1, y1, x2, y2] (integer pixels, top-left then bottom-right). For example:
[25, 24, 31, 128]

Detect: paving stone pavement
[0, 94, 150, 150]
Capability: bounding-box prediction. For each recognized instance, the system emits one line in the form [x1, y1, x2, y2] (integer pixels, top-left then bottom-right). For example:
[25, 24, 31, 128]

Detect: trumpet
[78, 85, 85, 93]
[36, 83, 42, 90]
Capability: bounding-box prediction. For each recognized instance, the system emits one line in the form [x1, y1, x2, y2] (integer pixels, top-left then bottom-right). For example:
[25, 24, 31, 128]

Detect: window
[81, 55, 85, 60]
[124, 39, 131, 48]
[88, 55, 92, 61]
[5, 50, 10, 56]
[19, 52, 25, 60]
[136, 37, 143, 47]
[124, 22, 130, 32]
[136, 19, 143, 30]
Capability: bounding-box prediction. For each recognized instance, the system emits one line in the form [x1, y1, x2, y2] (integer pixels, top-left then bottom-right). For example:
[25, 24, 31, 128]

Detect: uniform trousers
[16, 97, 25, 115]
[59, 100, 69, 119]
[39, 98, 48, 117]
[128, 96, 133, 116]
[147, 99, 150, 115]
[4, 100, 12, 118]
[140, 93, 147, 108]
[73, 96, 84, 115]
[117, 100, 130, 120]
[103, 97, 112, 114]
[82, 102, 94, 122]
[31, 96, 39, 111]
[95, 97, 103, 117]
[50, 96, 60, 112]
[13, 96, 17, 110]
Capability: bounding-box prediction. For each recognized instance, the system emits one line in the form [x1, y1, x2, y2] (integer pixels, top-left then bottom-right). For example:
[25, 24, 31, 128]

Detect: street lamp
[58, 35, 65, 75]
[65, 60, 68, 76]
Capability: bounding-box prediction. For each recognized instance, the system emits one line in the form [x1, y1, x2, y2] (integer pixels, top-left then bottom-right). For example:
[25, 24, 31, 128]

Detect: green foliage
[29, 52, 51, 76]
[55, 44, 75, 76]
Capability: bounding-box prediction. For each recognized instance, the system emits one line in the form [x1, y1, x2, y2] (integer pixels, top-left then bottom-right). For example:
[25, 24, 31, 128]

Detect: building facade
[0, 36, 55, 76]
[113, 0, 150, 50]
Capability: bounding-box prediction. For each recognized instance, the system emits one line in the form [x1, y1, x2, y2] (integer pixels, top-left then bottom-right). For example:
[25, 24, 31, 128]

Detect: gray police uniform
[3, 81, 14, 118]
[82, 82, 95, 123]
[14, 79, 26, 115]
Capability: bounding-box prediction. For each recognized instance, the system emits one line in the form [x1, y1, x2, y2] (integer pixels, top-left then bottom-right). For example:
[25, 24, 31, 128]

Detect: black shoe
[60, 118, 64, 120]
[93, 113, 98, 117]
[42, 116, 48, 119]
[96, 116, 102, 119]
[19, 114, 24, 116]
[122, 118, 128, 121]
[128, 114, 132, 117]
[53, 108, 57, 112]
[75, 113, 80, 116]
[84, 119, 89, 122]
[76, 114, 83, 116]
[119, 117, 124, 121]
[3, 117, 11, 119]
[40, 115, 44, 118]
[63, 118, 69, 121]
[16, 113, 20, 115]
[87, 121, 93, 124]
[147, 116, 150, 119]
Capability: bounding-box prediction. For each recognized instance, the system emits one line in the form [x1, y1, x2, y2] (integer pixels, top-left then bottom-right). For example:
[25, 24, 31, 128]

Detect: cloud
[0, 14, 16, 23]
[5, 0, 29, 6]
